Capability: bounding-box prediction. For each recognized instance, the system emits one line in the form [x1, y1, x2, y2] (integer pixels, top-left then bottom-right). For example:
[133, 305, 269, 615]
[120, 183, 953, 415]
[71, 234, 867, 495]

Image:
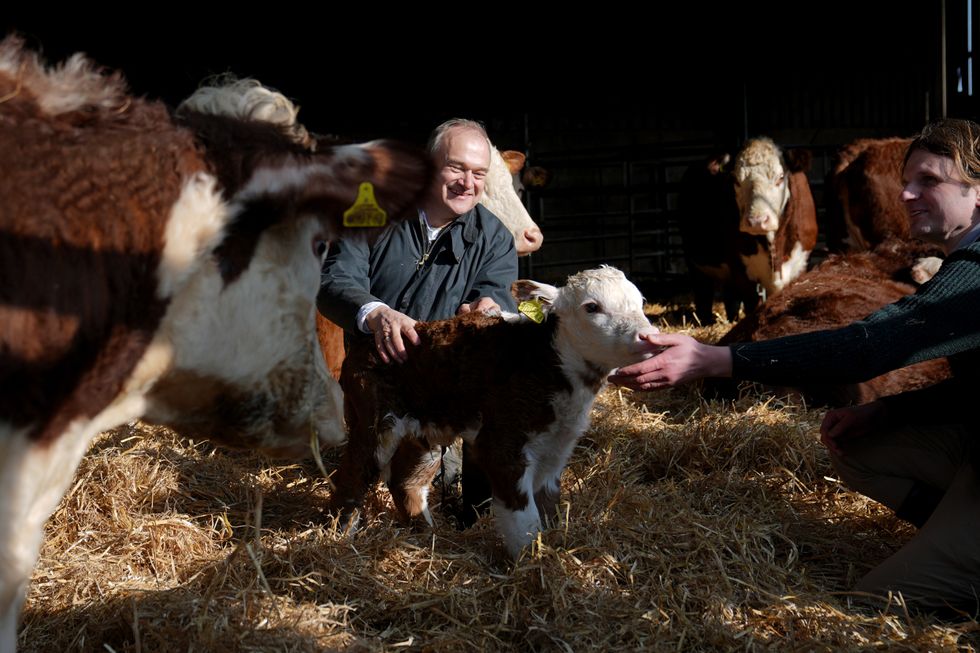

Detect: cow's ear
[499, 150, 526, 175]
[512, 279, 559, 308]
[784, 148, 812, 174]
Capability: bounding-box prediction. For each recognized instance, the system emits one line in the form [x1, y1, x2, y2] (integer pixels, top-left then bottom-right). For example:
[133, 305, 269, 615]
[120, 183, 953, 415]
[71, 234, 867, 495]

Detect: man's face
[432, 128, 491, 217]
[901, 149, 980, 247]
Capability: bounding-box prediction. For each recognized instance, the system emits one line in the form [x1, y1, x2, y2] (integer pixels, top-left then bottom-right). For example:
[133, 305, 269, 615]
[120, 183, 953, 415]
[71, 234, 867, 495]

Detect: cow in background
[830, 137, 912, 251]
[679, 140, 818, 325]
[733, 138, 818, 298]
[316, 141, 544, 380]
[679, 153, 760, 325]
[828, 137, 943, 283]
[709, 237, 950, 406]
[0, 37, 431, 648]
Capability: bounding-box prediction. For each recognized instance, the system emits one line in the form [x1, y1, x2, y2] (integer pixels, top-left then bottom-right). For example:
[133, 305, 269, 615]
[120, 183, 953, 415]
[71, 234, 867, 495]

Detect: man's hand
[607, 333, 733, 391]
[820, 400, 889, 457]
[365, 306, 419, 364]
[457, 297, 501, 315]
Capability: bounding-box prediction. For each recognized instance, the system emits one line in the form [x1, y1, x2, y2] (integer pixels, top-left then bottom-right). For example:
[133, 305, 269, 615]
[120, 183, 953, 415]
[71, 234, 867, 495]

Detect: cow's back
[342, 313, 568, 432]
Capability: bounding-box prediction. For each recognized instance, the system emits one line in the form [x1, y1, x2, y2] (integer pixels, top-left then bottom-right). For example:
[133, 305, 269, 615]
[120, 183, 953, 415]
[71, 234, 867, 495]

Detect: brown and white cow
[330, 267, 657, 557]
[733, 138, 819, 298]
[710, 237, 950, 406]
[0, 38, 431, 648]
[315, 140, 545, 380]
[679, 153, 760, 325]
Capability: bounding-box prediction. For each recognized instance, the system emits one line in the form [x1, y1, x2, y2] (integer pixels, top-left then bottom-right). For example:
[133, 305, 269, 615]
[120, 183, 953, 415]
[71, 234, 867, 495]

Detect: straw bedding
[20, 305, 980, 652]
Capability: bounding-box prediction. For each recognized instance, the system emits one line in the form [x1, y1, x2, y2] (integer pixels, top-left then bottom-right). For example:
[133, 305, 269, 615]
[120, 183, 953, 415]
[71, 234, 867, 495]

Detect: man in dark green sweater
[610, 119, 980, 612]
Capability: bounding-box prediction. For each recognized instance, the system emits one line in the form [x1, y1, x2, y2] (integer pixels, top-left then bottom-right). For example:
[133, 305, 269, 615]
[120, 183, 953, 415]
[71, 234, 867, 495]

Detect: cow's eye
[312, 237, 328, 259]
[584, 301, 600, 314]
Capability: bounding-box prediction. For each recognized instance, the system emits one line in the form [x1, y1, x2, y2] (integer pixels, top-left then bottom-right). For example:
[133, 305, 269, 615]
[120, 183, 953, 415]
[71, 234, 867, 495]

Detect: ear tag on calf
[518, 299, 545, 323]
[343, 182, 387, 227]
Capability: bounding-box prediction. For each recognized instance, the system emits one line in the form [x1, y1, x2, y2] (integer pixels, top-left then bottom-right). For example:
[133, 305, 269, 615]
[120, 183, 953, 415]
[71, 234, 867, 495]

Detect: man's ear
[511, 279, 559, 310]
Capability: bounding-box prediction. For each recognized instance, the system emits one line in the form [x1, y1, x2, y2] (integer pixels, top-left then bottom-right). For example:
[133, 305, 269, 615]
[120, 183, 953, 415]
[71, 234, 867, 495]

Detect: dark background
[5, 4, 977, 289]
[6, 5, 963, 145]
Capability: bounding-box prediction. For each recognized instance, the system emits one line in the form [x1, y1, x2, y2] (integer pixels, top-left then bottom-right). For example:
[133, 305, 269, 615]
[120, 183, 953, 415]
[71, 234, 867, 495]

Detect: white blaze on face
[552, 267, 658, 371]
[734, 138, 791, 235]
[150, 210, 345, 450]
[479, 145, 543, 256]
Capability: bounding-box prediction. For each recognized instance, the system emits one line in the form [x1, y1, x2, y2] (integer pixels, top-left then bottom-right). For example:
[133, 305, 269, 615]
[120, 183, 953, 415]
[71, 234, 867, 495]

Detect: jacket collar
[423, 206, 479, 263]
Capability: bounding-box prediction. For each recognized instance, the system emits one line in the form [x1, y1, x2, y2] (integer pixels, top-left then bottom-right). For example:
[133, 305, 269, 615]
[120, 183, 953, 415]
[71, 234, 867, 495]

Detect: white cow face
[516, 267, 657, 371]
[734, 138, 791, 235]
[146, 210, 345, 457]
[480, 145, 543, 256]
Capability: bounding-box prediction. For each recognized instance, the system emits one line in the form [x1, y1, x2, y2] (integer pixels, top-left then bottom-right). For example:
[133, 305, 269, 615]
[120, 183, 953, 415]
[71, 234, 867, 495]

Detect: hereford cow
[315, 140, 545, 380]
[709, 237, 950, 406]
[0, 38, 431, 649]
[733, 138, 818, 298]
[679, 153, 760, 324]
[330, 267, 657, 557]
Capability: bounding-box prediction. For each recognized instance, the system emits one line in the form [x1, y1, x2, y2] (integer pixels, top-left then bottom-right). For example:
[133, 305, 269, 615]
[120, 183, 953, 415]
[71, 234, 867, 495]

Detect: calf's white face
[734, 138, 790, 235]
[518, 267, 657, 372]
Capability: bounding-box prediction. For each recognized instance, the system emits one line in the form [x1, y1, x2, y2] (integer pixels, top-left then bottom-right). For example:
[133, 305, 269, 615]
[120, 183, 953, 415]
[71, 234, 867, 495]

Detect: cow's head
[480, 145, 543, 256]
[513, 266, 657, 372]
[143, 83, 432, 458]
[734, 138, 793, 235]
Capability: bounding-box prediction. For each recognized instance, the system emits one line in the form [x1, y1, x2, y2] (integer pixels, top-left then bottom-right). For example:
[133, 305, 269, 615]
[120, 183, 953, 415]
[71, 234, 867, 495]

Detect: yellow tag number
[343, 182, 388, 227]
[518, 299, 545, 324]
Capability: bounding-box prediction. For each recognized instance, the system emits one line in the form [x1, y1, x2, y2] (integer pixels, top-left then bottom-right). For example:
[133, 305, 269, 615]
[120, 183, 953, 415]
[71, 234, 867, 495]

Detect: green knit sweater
[730, 241, 980, 421]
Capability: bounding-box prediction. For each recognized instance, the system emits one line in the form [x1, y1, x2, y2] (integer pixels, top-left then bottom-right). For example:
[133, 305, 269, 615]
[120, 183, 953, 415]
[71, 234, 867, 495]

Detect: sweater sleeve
[729, 244, 980, 385]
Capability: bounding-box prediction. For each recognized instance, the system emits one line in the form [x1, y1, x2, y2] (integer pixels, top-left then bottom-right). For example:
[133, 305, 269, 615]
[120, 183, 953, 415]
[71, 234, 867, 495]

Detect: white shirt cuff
[356, 301, 388, 333]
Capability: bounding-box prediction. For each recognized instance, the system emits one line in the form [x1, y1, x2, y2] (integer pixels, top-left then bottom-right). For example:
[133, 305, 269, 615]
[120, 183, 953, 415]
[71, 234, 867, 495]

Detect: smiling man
[318, 119, 518, 363]
[609, 119, 980, 613]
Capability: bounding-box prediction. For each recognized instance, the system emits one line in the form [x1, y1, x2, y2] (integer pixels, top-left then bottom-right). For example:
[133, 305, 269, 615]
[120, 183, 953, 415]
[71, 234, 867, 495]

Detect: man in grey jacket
[317, 118, 517, 357]
[318, 119, 517, 524]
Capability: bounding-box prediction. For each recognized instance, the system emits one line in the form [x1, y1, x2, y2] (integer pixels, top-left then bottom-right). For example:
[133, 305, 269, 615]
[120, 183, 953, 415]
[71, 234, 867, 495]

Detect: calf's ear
[511, 279, 559, 307]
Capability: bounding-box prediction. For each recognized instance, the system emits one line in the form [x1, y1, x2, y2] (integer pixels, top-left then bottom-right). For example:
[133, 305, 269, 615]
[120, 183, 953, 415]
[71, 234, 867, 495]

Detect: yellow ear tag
[518, 299, 546, 323]
[343, 182, 387, 227]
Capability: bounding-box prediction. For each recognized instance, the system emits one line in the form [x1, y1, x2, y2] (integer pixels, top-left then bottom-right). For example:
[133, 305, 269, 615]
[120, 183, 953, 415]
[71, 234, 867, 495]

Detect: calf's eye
[584, 301, 600, 314]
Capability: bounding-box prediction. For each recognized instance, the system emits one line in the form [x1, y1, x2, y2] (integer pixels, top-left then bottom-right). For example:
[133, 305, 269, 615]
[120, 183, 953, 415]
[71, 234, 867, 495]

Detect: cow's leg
[691, 271, 717, 326]
[328, 385, 383, 528]
[0, 424, 96, 653]
[387, 437, 441, 526]
[459, 441, 493, 528]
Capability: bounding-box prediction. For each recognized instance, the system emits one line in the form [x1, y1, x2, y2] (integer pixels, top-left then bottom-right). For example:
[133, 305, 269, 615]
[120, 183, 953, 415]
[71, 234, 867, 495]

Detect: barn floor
[21, 306, 980, 652]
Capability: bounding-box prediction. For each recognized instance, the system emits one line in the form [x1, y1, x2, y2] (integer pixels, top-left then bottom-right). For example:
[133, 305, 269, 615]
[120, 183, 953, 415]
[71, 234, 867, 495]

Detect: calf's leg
[387, 437, 442, 526]
[534, 479, 561, 528]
